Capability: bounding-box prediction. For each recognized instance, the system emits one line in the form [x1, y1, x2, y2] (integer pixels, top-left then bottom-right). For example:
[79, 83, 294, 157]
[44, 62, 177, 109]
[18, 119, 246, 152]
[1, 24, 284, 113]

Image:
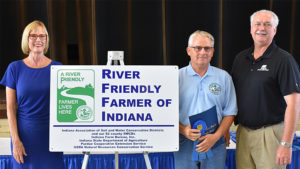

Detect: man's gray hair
[188, 30, 214, 47]
[250, 9, 279, 27]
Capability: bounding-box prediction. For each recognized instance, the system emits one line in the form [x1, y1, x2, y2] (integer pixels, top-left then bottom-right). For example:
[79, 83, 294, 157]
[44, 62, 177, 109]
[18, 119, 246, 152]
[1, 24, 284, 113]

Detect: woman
[0, 20, 64, 169]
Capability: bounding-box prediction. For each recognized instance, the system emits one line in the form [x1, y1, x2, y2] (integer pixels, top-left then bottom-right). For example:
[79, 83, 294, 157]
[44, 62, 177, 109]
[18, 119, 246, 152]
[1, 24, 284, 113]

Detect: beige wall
[0, 119, 9, 137]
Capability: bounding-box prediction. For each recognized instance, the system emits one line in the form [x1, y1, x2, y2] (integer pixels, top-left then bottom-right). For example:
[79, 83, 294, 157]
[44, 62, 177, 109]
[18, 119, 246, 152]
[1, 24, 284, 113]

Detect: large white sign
[50, 66, 179, 152]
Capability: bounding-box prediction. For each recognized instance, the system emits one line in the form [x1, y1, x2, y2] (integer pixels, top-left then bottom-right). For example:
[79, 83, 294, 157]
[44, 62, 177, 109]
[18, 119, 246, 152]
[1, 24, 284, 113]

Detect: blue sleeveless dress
[0, 60, 64, 169]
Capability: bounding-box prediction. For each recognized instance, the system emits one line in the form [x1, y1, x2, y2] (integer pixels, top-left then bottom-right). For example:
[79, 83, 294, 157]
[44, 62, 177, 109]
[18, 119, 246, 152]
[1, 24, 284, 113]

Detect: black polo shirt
[231, 41, 300, 128]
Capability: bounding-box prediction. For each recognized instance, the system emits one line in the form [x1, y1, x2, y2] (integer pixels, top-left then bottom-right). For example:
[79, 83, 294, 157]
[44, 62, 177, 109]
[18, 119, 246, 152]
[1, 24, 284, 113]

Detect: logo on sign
[57, 70, 95, 122]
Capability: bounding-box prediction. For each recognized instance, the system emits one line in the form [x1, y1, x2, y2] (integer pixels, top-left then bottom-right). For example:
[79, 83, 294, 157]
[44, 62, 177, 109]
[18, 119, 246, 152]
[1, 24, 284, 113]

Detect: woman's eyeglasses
[29, 34, 47, 40]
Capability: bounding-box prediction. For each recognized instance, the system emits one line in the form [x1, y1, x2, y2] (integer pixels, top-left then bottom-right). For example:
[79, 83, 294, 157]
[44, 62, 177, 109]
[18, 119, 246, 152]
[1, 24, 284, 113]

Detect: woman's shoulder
[7, 60, 24, 70]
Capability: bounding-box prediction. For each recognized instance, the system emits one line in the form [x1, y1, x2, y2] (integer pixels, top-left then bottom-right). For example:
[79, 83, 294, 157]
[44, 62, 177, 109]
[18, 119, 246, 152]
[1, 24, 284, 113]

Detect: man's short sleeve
[277, 53, 300, 96]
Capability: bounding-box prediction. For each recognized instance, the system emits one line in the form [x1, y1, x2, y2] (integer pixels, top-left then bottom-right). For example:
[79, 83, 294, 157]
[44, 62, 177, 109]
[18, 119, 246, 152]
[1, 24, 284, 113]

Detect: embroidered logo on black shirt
[257, 65, 269, 71]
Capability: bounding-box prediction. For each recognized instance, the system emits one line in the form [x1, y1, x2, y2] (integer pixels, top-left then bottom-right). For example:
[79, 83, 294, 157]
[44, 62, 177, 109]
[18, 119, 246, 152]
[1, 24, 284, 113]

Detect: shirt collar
[187, 63, 213, 77]
[247, 41, 277, 61]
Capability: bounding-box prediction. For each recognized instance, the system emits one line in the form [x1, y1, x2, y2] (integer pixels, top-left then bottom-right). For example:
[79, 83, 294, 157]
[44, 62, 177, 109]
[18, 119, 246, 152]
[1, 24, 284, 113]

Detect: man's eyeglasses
[190, 46, 213, 52]
[29, 34, 47, 40]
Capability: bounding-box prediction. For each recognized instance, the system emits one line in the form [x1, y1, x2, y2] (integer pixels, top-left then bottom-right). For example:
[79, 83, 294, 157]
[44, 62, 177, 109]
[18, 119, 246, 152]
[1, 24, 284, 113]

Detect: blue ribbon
[192, 120, 213, 161]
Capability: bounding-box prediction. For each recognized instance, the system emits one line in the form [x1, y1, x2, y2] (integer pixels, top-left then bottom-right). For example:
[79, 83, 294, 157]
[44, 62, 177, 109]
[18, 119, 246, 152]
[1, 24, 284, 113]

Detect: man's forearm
[281, 109, 298, 143]
[214, 115, 235, 139]
[179, 123, 187, 135]
[281, 93, 300, 143]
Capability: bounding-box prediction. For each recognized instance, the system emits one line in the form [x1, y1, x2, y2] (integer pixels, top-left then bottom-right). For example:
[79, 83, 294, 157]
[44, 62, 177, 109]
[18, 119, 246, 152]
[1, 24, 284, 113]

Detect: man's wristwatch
[280, 142, 292, 148]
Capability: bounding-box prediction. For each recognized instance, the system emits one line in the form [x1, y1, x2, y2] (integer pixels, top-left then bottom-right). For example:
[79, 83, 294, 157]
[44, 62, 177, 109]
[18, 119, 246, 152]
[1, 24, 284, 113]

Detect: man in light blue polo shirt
[174, 30, 237, 169]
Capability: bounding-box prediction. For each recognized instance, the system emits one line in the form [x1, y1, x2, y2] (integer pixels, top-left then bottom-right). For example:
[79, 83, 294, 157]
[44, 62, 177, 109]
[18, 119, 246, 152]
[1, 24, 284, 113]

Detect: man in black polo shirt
[231, 9, 300, 169]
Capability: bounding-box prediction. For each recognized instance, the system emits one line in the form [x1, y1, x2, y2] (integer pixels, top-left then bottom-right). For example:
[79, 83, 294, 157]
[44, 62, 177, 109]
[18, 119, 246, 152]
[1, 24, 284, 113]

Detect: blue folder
[189, 106, 225, 161]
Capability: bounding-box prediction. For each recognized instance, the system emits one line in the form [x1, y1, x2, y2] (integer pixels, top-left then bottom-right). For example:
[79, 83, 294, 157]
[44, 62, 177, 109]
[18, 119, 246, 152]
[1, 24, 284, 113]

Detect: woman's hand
[12, 139, 27, 164]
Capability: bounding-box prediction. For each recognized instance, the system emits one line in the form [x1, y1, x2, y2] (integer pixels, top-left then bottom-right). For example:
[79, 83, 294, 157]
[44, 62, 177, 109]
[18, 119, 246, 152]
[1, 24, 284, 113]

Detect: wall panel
[95, 0, 128, 65]
[165, 0, 220, 68]
[294, 1, 300, 65]
[130, 0, 164, 65]
[272, 0, 293, 53]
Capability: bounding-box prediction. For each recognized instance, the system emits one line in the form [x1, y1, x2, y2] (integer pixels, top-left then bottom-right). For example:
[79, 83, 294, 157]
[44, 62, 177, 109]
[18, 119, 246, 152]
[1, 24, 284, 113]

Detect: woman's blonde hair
[21, 20, 49, 55]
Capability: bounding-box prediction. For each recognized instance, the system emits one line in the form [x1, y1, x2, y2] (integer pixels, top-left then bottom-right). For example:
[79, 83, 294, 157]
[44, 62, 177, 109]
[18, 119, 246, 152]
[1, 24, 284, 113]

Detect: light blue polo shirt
[179, 64, 237, 126]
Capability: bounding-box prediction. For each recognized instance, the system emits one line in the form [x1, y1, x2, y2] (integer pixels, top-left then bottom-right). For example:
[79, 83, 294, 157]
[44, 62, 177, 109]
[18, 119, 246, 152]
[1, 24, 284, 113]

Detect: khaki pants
[236, 123, 286, 169]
